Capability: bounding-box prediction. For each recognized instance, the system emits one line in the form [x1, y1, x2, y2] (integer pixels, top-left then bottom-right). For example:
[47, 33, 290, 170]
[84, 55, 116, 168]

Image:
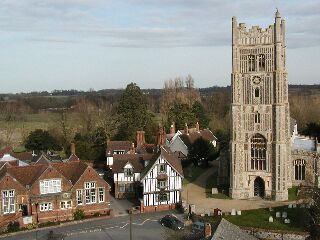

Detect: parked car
[192, 221, 205, 233]
[160, 215, 184, 230]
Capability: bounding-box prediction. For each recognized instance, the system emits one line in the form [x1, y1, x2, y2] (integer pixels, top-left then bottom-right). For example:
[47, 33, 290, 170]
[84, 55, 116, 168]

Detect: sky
[0, 0, 319, 93]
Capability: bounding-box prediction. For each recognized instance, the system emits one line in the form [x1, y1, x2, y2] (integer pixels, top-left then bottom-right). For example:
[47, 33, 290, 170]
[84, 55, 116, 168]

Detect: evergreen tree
[115, 83, 155, 142]
[192, 101, 210, 128]
[167, 103, 196, 130]
[25, 129, 61, 151]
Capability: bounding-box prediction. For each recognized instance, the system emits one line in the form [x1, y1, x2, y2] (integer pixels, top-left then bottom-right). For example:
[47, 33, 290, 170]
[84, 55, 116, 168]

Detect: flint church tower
[230, 11, 291, 201]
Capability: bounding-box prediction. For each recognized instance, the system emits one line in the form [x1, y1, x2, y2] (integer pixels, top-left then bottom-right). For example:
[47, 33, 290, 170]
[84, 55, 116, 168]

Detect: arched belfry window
[258, 54, 265, 71]
[250, 134, 266, 170]
[248, 55, 255, 72]
[255, 111, 261, 123]
[294, 159, 306, 180]
[255, 88, 260, 98]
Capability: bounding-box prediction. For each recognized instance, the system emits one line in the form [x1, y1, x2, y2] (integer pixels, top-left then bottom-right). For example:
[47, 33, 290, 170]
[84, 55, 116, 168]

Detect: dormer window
[40, 179, 62, 194]
[124, 168, 133, 177]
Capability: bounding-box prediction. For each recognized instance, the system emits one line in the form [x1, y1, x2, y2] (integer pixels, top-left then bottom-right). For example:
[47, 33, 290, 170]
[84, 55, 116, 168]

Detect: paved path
[182, 161, 290, 213]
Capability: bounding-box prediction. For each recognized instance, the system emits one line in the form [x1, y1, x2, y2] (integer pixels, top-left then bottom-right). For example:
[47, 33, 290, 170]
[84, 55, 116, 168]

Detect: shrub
[93, 212, 101, 217]
[7, 221, 20, 232]
[73, 209, 85, 220]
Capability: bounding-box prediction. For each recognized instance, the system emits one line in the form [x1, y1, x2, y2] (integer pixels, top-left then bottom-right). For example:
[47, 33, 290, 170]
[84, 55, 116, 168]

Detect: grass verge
[224, 206, 309, 232]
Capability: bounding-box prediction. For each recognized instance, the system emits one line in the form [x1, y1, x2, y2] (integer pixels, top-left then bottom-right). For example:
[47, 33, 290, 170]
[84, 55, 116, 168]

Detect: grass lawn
[224, 206, 309, 232]
[206, 173, 231, 199]
[183, 166, 208, 185]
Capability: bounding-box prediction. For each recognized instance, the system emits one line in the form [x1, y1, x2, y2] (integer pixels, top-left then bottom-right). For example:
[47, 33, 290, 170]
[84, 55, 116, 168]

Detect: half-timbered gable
[112, 154, 153, 199]
[140, 147, 183, 212]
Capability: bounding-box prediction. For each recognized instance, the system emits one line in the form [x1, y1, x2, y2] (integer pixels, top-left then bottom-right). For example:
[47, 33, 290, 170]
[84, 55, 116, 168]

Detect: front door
[254, 177, 265, 197]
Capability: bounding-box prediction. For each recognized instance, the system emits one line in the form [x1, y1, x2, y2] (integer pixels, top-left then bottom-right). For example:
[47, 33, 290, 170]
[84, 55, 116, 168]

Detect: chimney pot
[70, 143, 76, 155]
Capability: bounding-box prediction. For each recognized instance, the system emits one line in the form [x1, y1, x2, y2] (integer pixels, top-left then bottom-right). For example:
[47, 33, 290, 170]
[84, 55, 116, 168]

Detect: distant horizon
[2, 83, 320, 95]
[1, 1, 320, 93]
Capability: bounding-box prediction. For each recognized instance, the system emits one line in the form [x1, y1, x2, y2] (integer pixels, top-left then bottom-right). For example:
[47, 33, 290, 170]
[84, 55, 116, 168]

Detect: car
[160, 215, 184, 230]
[192, 221, 205, 233]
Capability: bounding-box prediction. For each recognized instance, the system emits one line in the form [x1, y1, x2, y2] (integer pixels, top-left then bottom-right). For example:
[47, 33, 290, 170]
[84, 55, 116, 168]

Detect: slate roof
[106, 141, 132, 155]
[211, 218, 258, 240]
[112, 154, 154, 173]
[179, 129, 217, 148]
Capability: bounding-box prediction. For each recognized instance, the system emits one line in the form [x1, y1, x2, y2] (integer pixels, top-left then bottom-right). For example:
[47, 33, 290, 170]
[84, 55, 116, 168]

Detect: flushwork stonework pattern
[229, 10, 291, 201]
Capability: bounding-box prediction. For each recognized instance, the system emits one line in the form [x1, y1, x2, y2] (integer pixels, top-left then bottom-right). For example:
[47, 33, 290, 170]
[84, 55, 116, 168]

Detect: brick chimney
[130, 142, 135, 154]
[157, 125, 166, 146]
[136, 131, 145, 149]
[184, 123, 189, 135]
[195, 121, 200, 132]
[170, 122, 175, 134]
[70, 143, 76, 155]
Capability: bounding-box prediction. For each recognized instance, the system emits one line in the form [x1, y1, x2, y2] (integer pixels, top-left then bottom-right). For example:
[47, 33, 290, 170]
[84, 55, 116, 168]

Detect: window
[124, 168, 133, 177]
[98, 188, 105, 202]
[248, 55, 256, 72]
[113, 150, 125, 155]
[127, 184, 134, 193]
[157, 193, 168, 202]
[119, 184, 125, 193]
[158, 164, 166, 173]
[255, 112, 261, 123]
[84, 182, 96, 204]
[255, 88, 260, 98]
[40, 202, 53, 212]
[294, 159, 306, 180]
[250, 134, 267, 170]
[76, 190, 83, 205]
[40, 179, 62, 194]
[2, 190, 15, 214]
[258, 54, 265, 71]
[157, 180, 167, 189]
[60, 201, 72, 209]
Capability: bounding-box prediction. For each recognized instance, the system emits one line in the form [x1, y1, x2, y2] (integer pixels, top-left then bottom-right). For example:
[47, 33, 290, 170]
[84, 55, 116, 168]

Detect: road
[1, 211, 183, 240]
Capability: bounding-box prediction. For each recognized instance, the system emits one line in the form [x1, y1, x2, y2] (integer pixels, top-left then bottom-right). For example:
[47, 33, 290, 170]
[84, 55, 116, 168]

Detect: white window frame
[84, 182, 96, 204]
[39, 202, 53, 212]
[124, 168, 133, 177]
[39, 179, 62, 194]
[2, 190, 15, 214]
[157, 180, 167, 189]
[158, 164, 166, 173]
[60, 200, 72, 210]
[98, 188, 105, 203]
[76, 189, 83, 205]
[157, 192, 168, 202]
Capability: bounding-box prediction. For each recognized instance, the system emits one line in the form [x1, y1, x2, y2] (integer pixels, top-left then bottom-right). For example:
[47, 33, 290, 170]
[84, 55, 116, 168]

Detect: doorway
[254, 177, 265, 197]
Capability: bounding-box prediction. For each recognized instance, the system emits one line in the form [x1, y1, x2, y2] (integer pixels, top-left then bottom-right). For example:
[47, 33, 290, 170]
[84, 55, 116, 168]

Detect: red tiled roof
[7, 164, 48, 186]
[179, 129, 217, 148]
[0, 147, 33, 161]
[112, 154, 154, 173]
[106, 141, 132, 155]
[51, 161, 88, 184]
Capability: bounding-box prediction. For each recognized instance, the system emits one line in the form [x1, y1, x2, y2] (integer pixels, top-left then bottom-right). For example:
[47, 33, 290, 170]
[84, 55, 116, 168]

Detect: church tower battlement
[230, 10, 291, 201]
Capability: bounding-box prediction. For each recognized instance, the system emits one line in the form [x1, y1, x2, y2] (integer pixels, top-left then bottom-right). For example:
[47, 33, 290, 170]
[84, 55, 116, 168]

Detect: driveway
[182, 161, 290, 213]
